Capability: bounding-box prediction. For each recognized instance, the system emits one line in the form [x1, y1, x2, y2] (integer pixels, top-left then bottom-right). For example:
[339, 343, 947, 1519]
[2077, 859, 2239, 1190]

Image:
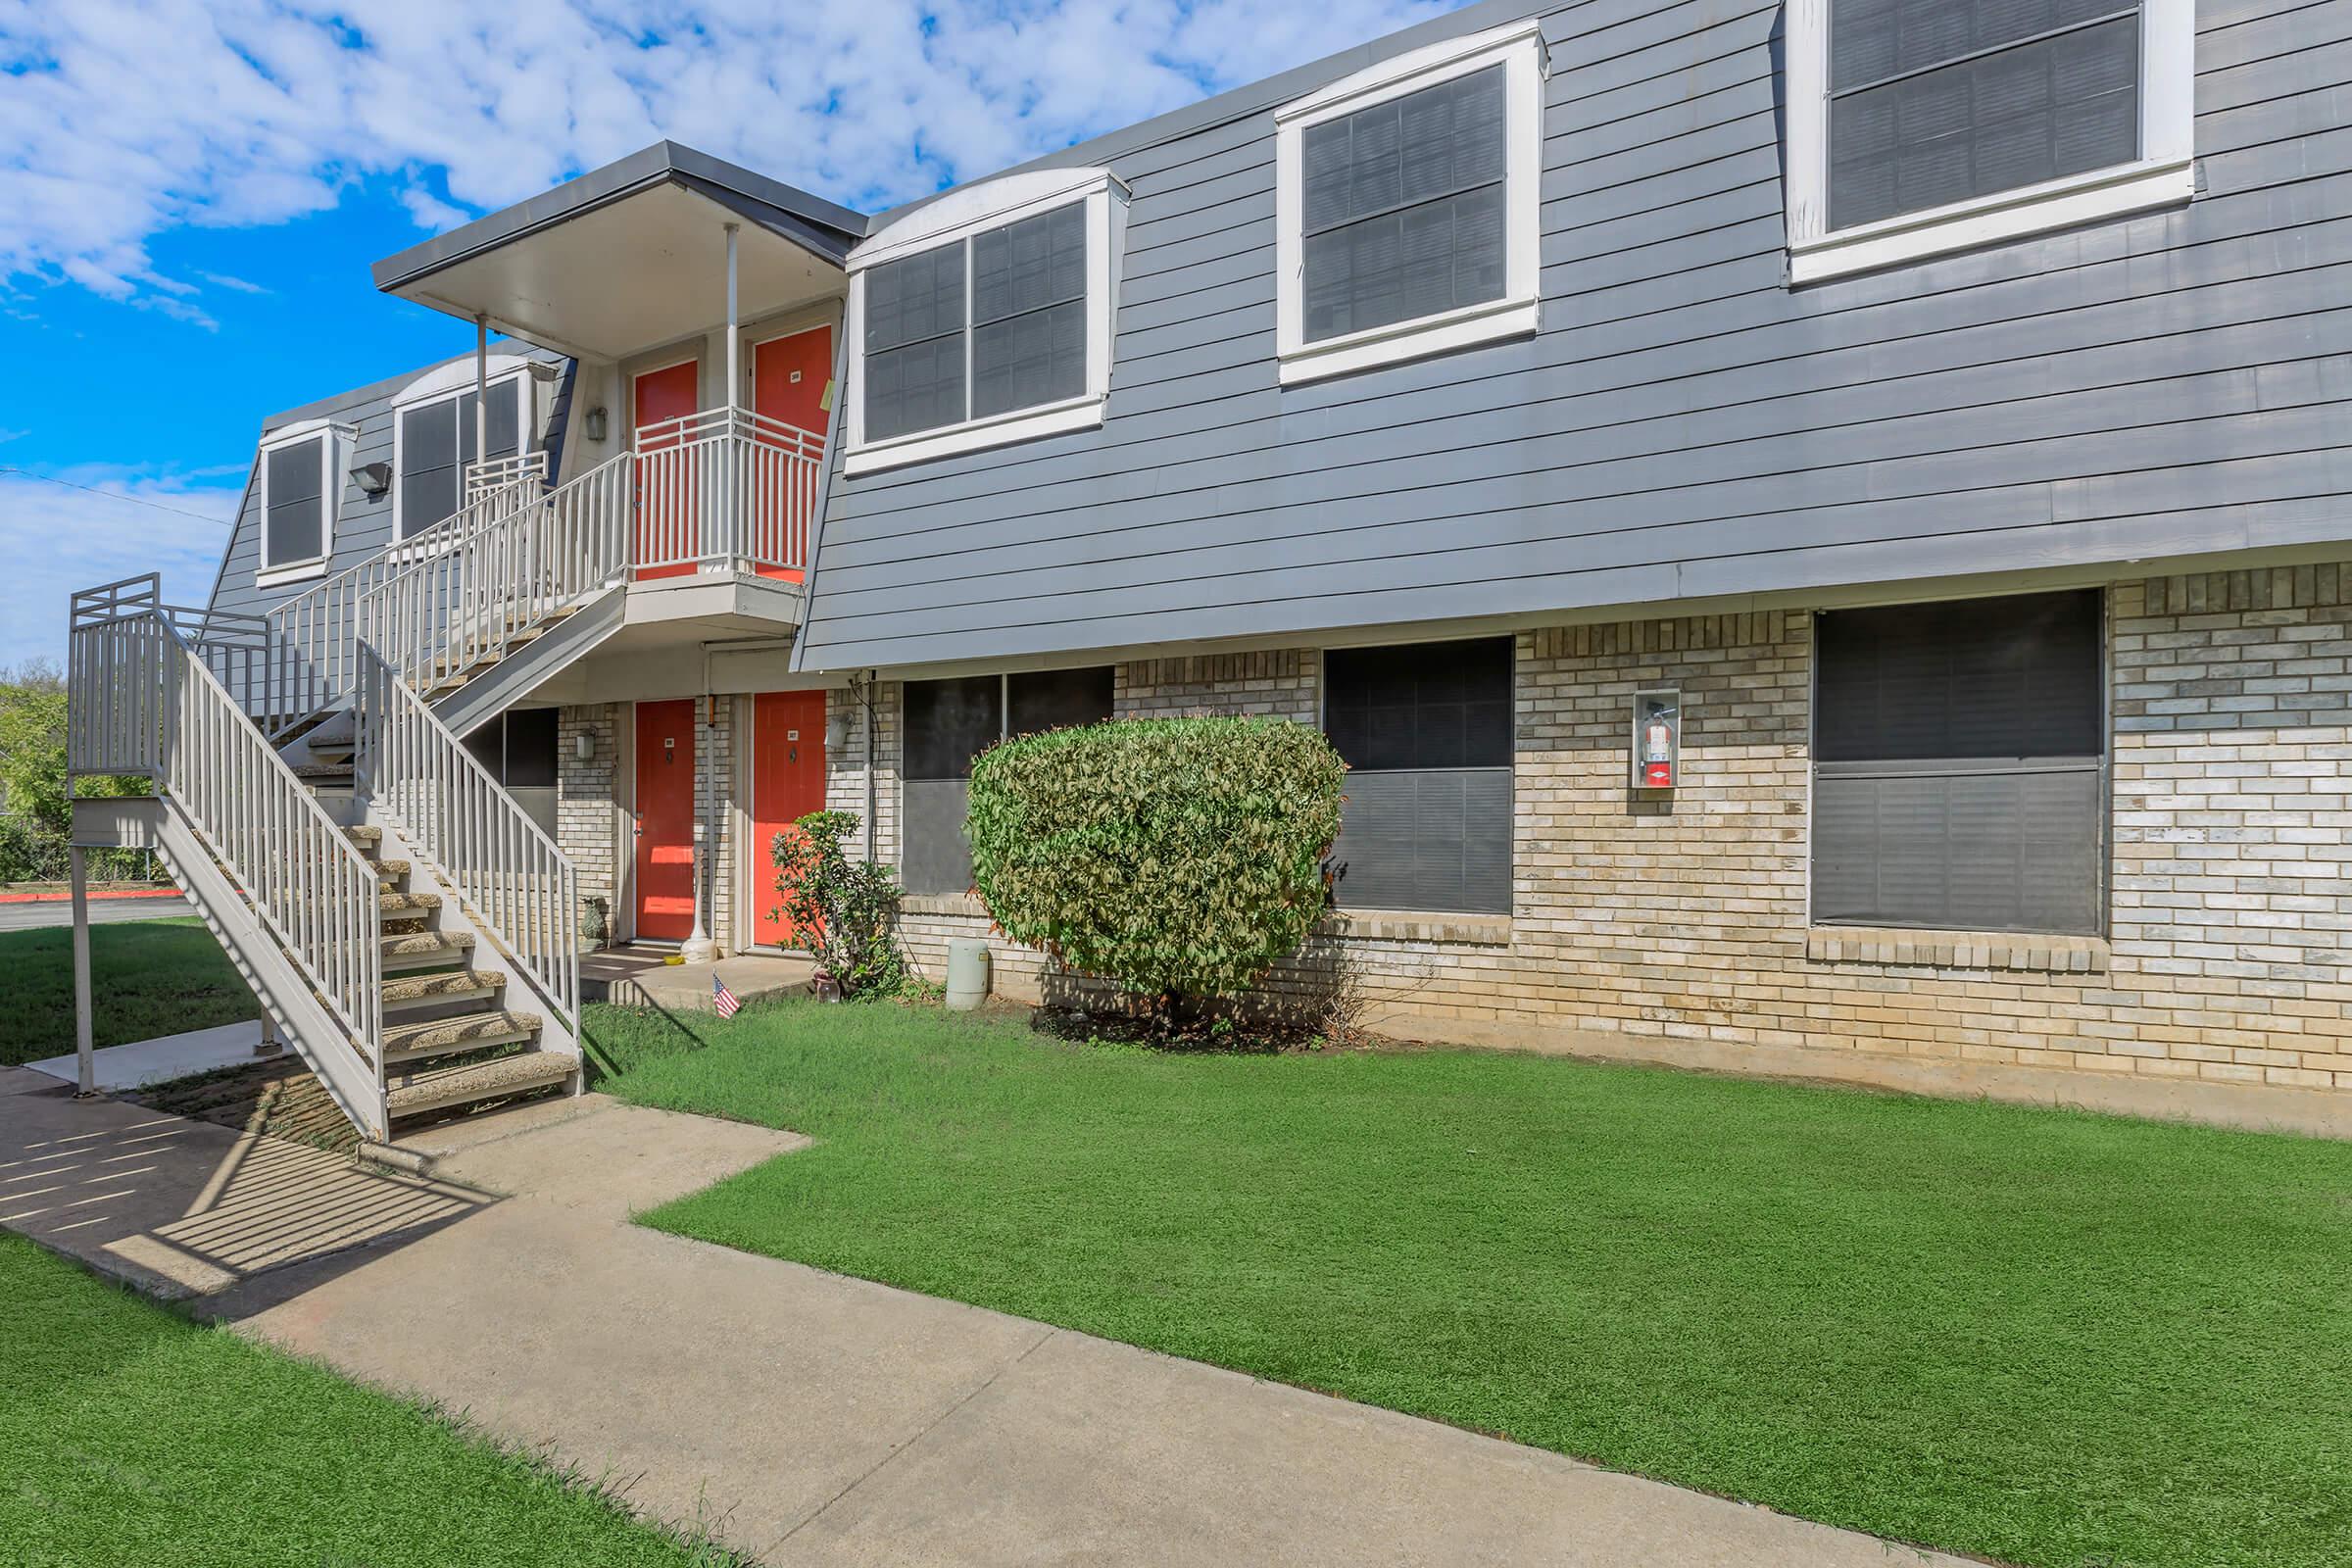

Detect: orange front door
[633, 700, 698, 941]
[750, 690, 829, 948]
[633, 361, 701, 580]
[750, 328, 833, 583]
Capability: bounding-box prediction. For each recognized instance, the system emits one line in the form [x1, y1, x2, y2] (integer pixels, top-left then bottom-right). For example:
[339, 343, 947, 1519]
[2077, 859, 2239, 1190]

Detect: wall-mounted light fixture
[351, 461, 392, 500]
[573, 730, 596, 762]
[584, 406, 610, 443]
[825, 705, 854, 753]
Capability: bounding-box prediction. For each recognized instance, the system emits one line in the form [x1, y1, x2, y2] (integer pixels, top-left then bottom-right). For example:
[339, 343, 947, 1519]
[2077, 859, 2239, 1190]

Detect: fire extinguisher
[1642, 713, 1675, 788]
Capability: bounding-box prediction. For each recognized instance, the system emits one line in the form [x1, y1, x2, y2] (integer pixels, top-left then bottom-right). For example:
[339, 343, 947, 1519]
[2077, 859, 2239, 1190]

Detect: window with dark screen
[1813, 590, 2104, 934]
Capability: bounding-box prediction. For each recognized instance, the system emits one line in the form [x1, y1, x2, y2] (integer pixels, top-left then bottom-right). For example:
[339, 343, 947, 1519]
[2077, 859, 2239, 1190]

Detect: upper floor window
[1275, 19, 1546, 386]
[255, 419, 349, 586]
[394, 372, 527, 540]
[389, 356, 541, 540]
[844, 171, 1125, 474]
[1786, 0, 2195, 283]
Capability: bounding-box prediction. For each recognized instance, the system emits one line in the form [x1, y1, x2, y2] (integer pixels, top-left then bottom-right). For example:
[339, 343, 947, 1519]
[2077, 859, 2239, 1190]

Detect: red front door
[633, 700, 698, 942]
[750, 328, 833, 583]
[750, 690, 829, 948]
[634, 361, 701, 581]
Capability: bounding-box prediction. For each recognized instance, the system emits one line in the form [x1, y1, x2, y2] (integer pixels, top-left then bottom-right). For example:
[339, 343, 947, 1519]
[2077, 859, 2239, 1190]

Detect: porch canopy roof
[372, 142, 868, 362]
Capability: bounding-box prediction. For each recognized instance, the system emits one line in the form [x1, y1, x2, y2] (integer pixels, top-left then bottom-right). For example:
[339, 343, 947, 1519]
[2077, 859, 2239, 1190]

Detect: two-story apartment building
[68, 0, 2352, 1141]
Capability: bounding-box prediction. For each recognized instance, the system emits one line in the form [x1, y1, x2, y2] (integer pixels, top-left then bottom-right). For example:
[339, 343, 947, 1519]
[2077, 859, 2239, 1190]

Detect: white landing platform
[26, 1020, 272, 1093]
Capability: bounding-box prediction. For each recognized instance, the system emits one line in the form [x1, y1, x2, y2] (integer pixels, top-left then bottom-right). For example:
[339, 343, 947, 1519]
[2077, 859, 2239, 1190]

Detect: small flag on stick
[712, 972, 741, 1019]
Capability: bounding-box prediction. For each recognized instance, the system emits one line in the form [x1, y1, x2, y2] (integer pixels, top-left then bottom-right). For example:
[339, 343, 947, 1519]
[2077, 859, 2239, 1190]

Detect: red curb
[0, 889, 182, 906]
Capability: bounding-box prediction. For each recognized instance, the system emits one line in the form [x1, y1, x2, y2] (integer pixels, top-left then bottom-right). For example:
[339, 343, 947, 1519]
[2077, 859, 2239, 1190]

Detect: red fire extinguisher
[1642, 712, 1675, 788]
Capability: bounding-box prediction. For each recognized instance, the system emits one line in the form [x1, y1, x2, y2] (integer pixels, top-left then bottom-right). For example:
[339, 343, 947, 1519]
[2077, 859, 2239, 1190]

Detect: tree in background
[0, 660, 157, 885]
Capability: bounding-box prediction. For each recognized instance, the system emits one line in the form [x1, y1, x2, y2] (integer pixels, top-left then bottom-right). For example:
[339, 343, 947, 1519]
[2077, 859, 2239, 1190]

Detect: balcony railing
[465, 450, 551, 500]
[633, 406, 823, 579]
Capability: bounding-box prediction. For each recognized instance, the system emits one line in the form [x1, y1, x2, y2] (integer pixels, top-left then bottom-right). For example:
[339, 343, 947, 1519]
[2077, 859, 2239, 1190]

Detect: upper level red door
[750, 327, 833, 583]
[750, 690, 829, 948]
[633, 700, 698, 942]
[634, 360, 700, 581]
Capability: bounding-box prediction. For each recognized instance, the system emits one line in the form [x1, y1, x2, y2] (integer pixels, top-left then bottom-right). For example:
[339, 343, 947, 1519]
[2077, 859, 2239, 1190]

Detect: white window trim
[1785, 0, 2195, 284]
[389, 366, 533, 541]
[841, 168, 1127, 475]
[1273, 17, 1548, 387]
[255, 416, 351, 585]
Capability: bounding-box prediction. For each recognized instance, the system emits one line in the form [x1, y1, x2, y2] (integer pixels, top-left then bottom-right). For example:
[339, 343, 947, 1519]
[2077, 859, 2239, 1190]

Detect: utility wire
[0, 466, 233, 525]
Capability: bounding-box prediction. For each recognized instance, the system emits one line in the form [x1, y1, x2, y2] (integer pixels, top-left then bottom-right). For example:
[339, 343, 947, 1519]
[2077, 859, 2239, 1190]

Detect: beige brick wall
[806, 569, 2352, 1097]
[1115, 650, 1318, 719]
[2107, 566, 2352, 1090]
[557, 704, 620, 945]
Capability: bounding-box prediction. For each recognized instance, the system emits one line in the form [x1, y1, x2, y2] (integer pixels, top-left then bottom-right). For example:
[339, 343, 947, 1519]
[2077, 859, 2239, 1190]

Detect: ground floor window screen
[1322, 638, 1513, 914]
[902, 668, 1113, 895]
[1812, 590, 2104, 934]
[462, 708, 560, 837]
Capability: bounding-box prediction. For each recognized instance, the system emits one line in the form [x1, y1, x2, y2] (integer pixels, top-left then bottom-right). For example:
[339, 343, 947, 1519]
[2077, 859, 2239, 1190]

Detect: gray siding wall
[207, 344, 571, 621]
[798, 0, 2352, 671]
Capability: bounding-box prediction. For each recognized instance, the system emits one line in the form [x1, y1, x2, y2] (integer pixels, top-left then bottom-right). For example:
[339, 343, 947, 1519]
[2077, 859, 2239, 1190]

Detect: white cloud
[0, 467, 243, 668]
[0, 0, 1463, 313]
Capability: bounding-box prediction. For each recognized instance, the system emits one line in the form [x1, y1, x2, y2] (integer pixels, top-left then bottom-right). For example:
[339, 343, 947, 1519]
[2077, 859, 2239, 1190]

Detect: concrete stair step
[381, 1007, 541, 1066]
[381, 930, 475, 970]
[291, 762, 354, 781]
[387, 1050, 570, 1119]
[344, 824, 383, 848]
[379, 968, 504, 1011]
[369, 858, 412, 880]
[379, 890, 442, 915]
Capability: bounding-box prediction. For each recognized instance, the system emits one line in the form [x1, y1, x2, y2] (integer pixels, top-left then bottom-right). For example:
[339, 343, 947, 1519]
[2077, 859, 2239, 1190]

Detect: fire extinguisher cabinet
[1631, 690, 1682, 790]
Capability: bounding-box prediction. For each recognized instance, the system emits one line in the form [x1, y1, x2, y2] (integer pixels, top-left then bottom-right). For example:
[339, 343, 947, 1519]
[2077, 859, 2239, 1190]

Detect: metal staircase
[64, 467, 616, 1139]
[65, 407, 824, 1140]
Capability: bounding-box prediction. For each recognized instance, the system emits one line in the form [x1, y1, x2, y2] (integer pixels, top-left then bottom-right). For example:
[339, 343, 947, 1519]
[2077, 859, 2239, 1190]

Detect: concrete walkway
[25, 1019, 272, 1093]
[1, 1069, 1967, 1567]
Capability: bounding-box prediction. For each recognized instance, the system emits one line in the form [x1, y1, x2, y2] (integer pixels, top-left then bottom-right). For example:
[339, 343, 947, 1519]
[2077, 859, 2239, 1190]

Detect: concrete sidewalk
[1, 1069, 1967, 1567]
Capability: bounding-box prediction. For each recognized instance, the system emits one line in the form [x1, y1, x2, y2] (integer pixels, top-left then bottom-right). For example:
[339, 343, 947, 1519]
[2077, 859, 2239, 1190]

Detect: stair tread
[380, 930, 475, 959]
[344, 824, 383, 846]
[379, 890, 441, 912]
[378, 968, 504, 1005]
[291, 763, 354, 779]
[369, 858, 412, 877]
[387, 1051, 570, 1117]
[382, 1007, 540, 1053]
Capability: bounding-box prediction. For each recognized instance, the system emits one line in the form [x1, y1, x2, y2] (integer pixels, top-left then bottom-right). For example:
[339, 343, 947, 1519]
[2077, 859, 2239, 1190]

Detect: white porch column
[720, 221, 741, 574]
[474, 314, 490, 490]
[69, 847, 95, 1098]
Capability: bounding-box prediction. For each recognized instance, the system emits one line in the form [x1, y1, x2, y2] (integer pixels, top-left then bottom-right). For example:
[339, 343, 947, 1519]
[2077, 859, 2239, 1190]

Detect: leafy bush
[770, 810, 908, 1000]
[967, 716, 1346, 1003]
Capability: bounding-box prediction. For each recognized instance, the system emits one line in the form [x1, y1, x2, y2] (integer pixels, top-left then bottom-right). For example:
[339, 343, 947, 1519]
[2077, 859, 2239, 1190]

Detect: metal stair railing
[356, 642, 579, 1027]
[357, 450, 633, 695]
[68, 582, 382, 1102]
[261, 470, 548, 739]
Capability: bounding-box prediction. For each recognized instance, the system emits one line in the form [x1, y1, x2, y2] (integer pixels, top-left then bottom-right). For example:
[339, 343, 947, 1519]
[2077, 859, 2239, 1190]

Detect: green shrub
[966, 716, 1346, 1002]
[770, 810, 908, 1000]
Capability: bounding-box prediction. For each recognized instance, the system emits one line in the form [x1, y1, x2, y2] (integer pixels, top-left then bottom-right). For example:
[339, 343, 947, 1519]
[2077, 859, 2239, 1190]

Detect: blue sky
[0, 0, 1460, 669]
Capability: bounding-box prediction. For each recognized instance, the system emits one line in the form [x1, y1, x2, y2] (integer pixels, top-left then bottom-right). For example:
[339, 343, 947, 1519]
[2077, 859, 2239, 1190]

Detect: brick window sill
[901, 892, 989, 919]
[897, 895, 1514, 950]
[1319, 909, 1513, 948]
[1807, 926, 2109, 974]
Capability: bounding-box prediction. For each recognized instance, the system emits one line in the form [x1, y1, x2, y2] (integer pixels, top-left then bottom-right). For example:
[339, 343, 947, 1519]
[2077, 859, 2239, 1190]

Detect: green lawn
[0, 917, 259, 1066]
[590, 998, 2352, 1568]
[0, 1237, 730, 1566]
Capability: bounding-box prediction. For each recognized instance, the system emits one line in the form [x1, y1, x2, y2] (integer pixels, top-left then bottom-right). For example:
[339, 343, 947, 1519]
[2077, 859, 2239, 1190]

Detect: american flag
[712, 972, 741, 1019]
